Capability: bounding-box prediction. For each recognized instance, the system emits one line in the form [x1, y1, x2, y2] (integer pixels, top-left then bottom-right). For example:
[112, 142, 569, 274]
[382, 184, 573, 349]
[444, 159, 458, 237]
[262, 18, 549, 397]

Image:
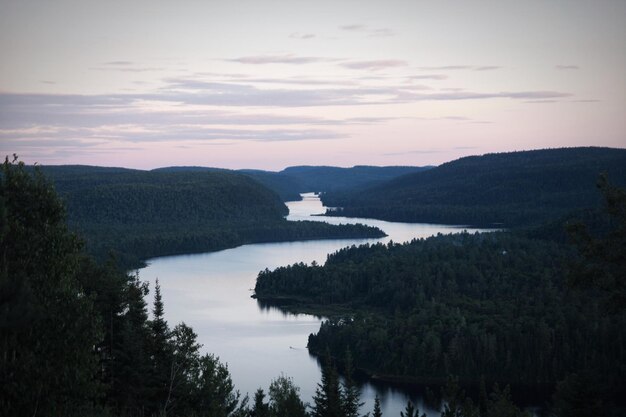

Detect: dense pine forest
[255, 174, 626, 416]
[1, 157, 531, 417]
[322, 147, 626, 227]
[154, 165, 430, 202]
[39, 165, 384, 269]
[4, 149, 626, 417]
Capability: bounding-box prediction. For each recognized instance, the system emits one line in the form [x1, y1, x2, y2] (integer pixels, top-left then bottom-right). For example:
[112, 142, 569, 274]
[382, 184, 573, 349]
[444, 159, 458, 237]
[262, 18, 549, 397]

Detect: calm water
[141, 193, 493, 417]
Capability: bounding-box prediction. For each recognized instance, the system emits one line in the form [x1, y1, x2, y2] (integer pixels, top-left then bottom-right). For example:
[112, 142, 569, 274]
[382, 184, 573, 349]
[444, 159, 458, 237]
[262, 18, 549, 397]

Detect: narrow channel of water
[141, 193, 493, 417]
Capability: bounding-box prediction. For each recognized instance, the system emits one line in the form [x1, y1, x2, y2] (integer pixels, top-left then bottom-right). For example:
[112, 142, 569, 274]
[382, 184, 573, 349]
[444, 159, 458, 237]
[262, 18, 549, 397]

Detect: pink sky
[1, 0, 624, 170]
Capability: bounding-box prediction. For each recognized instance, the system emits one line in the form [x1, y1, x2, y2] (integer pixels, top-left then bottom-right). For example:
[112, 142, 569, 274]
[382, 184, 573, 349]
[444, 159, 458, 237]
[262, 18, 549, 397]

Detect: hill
[40, 166, 384, 268]
[322, 147, 626, 227]
[279, 165, 431, 193]
[155, 165, 431, 202]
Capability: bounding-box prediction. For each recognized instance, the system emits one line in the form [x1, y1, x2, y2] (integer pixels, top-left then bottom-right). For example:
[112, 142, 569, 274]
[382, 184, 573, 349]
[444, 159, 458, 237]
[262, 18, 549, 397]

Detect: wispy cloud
[340, 24, 394, 37]
[393, 90, 571, 102]
[227, 54, 333, 65]
[406, 74, 448, 81]
[474, 66, 501, 71]
[418, 65, 501, 71]
[341, 60, 408, 71]
[289, 32, 315, 39]
[104, 61, 134, 66]
[91, 61, 165, 72]
[555, 64, 579, 70]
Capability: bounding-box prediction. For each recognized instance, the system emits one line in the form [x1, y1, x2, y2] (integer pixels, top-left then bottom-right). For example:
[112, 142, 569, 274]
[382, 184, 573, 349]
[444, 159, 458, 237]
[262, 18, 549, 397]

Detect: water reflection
[140, 193, 496, 417]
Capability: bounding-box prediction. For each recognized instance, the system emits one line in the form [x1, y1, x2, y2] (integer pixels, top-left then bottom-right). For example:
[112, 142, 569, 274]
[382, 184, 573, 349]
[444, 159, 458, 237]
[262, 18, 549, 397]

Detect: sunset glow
[1, 0, 624, 169]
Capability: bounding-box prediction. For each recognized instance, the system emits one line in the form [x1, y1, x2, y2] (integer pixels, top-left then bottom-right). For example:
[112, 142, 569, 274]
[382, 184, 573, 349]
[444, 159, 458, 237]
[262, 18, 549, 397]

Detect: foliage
[268, 375, 308, 417]
[567, 174, 626, 312]
[0, 158, 248, 417]
[322, 147, 626, 227]
[256, 231, 626, 391]
[39, 165, 384, 269]
[279, 165, 431, 194]
[0, 157, 102, 416]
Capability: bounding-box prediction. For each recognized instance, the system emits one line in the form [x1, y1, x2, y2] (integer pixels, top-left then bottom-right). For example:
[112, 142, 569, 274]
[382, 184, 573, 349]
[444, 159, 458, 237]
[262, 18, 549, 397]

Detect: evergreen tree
[190, 353, 247, 417]
[485, 384, 529, 417]
[567, 174, 626, 312]
[372, 396, 383, 417]
[312, 351, 343, 417]
[400, 401, 419, 417]
[268, 375, 308, 417]
[0, 157, 102, 416]
[341, 349, 363, 417]
[251, 388, 270, 417]
[149, 278, 174, 414]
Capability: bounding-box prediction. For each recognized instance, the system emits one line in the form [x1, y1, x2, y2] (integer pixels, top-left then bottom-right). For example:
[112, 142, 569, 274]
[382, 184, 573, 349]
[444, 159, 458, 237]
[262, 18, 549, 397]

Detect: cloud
[90, 66, 165, 73]
[418, 65, 472, 71]
[393, 90, 571, 102]
[474, 66, 501, 71]
[417, 65, 501, 71]
[289, 32, 315, 39]
[227, 54, 332, 65]
[1, 125, 346, 146]
[339, 24, 394, 37]
[406, 74, 448, 81]
[556, 64, 579, 70]
[0, 84, 572, 124]
[341, 60, 408, 71]
[104, 61, 134, 66]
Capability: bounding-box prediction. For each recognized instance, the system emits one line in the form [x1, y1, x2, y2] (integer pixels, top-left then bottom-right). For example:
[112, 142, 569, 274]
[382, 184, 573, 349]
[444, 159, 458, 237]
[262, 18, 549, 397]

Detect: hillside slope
[322, 147, 626, 227]
[156, 165, 431, 201]
[41, 166, 384, 268]
[279, 165, 431, 193]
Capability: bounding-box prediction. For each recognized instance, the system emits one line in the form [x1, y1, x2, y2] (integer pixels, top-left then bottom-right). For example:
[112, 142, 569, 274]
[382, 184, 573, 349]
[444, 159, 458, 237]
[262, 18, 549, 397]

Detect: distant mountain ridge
[322, 147, 626, 227]
[155, 164, 432, 201]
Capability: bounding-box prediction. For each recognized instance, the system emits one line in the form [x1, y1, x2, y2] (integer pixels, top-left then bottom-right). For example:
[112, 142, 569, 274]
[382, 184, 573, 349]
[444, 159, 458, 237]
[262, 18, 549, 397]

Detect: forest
[39, 165, 385, 269]
[1, 157, 535, 417]
[256, 175, 626, 416]
[322, 147, 626, 227]
[4, 152, 626, 416]
[154, 165, 430, 202]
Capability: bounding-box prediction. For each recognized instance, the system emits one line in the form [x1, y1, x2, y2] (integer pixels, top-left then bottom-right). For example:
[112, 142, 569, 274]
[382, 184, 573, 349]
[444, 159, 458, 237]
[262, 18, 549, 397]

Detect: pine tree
[400, 400, 425, 417]
[312, 350, 343, 417]
[341, 349, 363, 417]
[400, 401, 416, 417]
[149, 278, 174, 414]
[251, 388, 270, 417]
[372, 395, 383, 417]
[0, 157, 102, 416]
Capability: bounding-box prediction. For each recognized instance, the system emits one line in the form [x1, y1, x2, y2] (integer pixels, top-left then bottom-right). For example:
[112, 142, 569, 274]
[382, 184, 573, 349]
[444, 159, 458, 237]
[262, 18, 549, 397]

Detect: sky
[1, 0, 625, 170]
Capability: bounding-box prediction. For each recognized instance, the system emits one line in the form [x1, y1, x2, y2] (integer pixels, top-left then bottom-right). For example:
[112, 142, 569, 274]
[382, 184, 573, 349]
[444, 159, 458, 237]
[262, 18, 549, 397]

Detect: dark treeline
[0, 158, 512, 417]
[278, 165, 432, 194]
[322, 147, 626, 227]
[155, 165, 431, 202]
[255, 178, 626, 415]
[39, 165, 384, 269]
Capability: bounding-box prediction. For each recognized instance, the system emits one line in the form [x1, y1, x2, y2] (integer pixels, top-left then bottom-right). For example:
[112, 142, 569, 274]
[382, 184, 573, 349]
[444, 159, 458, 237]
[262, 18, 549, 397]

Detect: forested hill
[278, 165, 432, 193]
[39, 165, 384, 268]
[155, 165, 431, 202]
[322, 147, 626, 227]
[43, 166, 288, 223]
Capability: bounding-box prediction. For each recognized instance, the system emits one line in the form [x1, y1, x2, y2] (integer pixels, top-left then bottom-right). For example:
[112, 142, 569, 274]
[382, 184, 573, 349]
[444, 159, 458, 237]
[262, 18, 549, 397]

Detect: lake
[140, 193, 493, 417]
